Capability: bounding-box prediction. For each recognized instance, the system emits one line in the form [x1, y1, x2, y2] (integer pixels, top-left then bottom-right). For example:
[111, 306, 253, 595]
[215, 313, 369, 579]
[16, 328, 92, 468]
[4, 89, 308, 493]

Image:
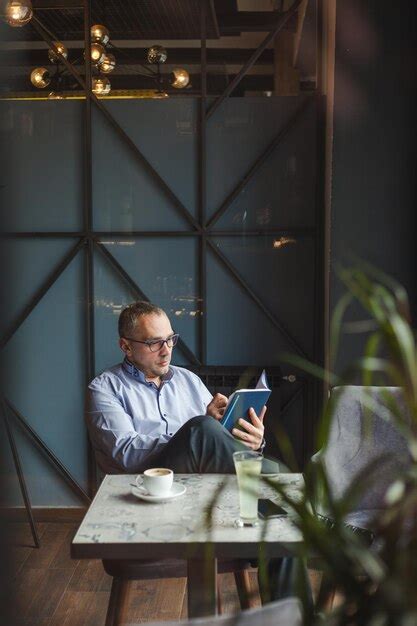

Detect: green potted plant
[272, 264, 417, 625]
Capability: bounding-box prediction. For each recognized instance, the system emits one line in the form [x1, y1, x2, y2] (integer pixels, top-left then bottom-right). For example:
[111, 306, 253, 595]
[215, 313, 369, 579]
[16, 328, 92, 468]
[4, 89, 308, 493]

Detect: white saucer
[132, 482, 186, 503]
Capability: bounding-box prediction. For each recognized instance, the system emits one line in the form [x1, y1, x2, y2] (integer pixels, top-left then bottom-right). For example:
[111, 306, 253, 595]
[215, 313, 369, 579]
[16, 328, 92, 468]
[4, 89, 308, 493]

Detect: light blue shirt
[85, 359, 213, 473]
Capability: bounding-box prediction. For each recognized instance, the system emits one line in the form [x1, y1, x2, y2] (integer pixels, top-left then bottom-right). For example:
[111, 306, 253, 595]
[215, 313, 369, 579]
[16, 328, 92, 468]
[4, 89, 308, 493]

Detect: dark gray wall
[331, 0, 417, 373]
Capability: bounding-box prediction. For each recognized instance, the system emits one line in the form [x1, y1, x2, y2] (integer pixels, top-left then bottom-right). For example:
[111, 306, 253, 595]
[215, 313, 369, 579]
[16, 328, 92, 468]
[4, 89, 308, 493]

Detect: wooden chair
[103, 558, 256, 626]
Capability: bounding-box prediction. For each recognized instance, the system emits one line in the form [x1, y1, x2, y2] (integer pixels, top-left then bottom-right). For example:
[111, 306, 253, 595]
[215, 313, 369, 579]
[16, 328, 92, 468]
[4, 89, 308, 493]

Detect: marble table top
[71, 473, 304, 560]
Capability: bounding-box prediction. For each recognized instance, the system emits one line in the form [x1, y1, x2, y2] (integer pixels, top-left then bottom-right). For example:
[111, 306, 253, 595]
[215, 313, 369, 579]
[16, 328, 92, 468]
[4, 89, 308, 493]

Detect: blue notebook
[220, 371, 271, 432]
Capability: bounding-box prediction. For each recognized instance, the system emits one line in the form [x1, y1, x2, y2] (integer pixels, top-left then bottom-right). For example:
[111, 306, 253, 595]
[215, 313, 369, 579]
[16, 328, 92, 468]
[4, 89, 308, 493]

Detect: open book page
[255, 369, 269, 390]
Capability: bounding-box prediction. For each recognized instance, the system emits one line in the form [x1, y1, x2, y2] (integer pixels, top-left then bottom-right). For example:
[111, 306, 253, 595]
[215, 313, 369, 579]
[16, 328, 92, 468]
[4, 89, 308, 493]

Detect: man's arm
[85, 386, 171, 473]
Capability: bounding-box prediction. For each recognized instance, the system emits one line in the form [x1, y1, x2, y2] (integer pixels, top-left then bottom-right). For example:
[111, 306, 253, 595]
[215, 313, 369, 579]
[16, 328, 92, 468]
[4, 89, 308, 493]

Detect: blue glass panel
[170, 349, 190, 366]
[93, 251, 138, 374]
[0, 101, 83, 231]
[2, 251, 87, 504]
[1, 237, 78, 338]
[206, 97, 313, 226]
[93, 253, 190, 374]
[207, 247, 296, 366]
[213, 102, 317, 230]
[95, 237, 198, 371]
[2, 413, 83, 506]
[92, 99, 197, 231]
[211, 236, 315, 359]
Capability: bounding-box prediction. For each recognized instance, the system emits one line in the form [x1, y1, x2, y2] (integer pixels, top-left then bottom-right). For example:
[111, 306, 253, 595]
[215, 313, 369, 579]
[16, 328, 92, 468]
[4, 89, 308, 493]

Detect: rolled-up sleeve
[85, 386, 171, 473]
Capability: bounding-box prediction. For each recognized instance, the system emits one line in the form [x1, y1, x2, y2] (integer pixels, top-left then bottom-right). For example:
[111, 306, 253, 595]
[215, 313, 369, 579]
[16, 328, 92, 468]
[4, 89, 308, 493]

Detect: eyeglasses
[124, 333, 179, 352]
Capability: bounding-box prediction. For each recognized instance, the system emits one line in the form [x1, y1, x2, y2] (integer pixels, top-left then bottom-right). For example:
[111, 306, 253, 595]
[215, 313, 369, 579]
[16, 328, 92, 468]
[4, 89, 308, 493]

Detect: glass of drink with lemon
[233, 450, 263, 526]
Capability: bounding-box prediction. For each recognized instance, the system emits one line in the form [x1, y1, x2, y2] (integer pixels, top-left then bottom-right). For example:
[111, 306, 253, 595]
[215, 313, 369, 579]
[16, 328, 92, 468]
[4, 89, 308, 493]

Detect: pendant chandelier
[2, 2, 191, 98]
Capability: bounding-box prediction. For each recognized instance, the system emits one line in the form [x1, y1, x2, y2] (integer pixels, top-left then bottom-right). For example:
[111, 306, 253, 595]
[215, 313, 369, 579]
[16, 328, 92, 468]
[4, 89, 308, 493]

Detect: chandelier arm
[108, 43, 158, 77]
[29, 14, 174, 92]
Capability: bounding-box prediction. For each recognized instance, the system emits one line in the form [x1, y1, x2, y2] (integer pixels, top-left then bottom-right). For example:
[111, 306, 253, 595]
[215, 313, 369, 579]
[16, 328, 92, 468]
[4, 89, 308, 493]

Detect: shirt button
[169, 433, 173, 436]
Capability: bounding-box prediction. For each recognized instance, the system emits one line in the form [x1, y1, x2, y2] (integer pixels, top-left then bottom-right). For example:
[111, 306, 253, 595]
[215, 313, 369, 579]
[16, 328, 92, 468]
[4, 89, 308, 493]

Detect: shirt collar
[122, 358, 174, 384]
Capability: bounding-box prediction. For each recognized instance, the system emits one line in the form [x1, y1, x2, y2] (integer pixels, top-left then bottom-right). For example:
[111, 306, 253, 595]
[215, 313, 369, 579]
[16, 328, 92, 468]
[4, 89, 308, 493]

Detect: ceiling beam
[0, 33, 277, 50]
[0, 47, 274, 67]
[1, 73, 317, 95]
[1, 73, 275, 93]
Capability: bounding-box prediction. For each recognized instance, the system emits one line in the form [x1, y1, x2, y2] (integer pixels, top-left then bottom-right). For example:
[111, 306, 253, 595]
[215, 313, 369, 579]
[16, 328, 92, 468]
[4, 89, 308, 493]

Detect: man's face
[119, 313, 174, 380]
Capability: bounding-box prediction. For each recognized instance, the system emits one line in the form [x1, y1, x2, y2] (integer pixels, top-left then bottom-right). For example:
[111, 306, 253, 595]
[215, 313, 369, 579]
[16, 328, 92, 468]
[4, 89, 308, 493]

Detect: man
[86, 301, 266, 474]
[86, 301, 300, 605]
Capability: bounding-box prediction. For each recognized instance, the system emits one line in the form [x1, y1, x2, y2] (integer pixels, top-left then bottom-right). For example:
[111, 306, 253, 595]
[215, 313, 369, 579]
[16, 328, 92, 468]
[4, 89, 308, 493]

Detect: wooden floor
[8, 522, 262, 626]
[8, 521, 323, 625]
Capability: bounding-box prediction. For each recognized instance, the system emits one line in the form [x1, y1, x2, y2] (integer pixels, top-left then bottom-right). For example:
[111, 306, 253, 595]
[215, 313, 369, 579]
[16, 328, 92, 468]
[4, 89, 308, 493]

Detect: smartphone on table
[258, 498, 288, 519]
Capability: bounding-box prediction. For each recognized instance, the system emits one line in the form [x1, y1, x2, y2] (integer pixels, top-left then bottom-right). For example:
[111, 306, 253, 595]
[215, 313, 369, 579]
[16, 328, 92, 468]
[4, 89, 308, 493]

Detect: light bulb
[90, 24, 109, 45]
[2, 0, 32, 26]
[147, 45, 167, 65]
[48, 42, 68, 64]
[92, 76, 111, 95]
[98, 52, 116, 74]
[171, 68, 189, 89]
[90, 43, 105, 65]
[30, 67, 50, 88]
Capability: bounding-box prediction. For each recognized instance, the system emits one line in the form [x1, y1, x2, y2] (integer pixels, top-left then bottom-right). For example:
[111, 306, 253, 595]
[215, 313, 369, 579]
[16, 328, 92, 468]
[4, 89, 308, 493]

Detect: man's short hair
[118, 301, 165, 338]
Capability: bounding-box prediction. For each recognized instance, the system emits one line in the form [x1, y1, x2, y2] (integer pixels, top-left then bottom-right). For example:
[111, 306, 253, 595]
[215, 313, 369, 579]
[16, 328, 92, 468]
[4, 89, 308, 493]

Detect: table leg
[187, 557, 218, 617]
[105, 577, 132, 626]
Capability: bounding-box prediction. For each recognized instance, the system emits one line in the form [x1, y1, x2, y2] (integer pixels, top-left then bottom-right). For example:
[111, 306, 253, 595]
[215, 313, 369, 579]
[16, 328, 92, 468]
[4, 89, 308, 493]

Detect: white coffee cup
[136, 468, 174, 496]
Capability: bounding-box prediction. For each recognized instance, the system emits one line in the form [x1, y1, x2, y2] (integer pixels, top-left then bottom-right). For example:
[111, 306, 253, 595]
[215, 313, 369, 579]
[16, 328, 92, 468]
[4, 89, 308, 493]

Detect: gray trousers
[143, 414, 279, 474]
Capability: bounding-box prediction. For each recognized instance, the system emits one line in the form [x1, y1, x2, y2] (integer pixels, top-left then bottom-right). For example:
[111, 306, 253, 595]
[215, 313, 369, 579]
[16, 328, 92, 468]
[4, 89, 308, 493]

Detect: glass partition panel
[212, 102, 317, 231]
[2, 411, 84, 506]
[0, 101, 83, 232]
[207, 247, 297, 366]
[94, 236, 198, 370]
[93, 248, 191, 372]
[211, 236, 316, 359]
[2, 250, 87, 500]
[1, 237, 80, 338]
[92, 99, 197, 231]
[206, 97, 309, 223]
[93, 250, 138, 374]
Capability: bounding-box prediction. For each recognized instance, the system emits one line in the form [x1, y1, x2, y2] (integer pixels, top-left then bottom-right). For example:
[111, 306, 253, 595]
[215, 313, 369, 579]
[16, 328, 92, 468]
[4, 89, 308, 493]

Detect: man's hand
[232, 406, 266, 450]
[206, 393, 228, 421]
